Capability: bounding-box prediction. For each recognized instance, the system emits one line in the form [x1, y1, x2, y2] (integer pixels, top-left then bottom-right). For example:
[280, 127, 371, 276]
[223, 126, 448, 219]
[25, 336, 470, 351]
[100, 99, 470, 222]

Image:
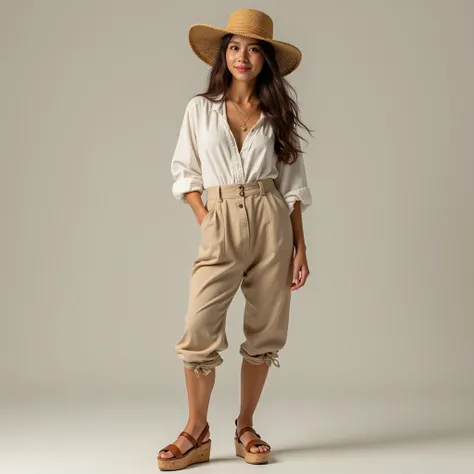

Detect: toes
[162, 452, 174, 459]
[249, 445, 269, 453]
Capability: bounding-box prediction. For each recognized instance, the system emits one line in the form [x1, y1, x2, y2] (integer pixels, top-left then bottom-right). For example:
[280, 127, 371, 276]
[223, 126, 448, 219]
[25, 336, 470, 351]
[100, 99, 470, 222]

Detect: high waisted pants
[175, 178, 294, 376]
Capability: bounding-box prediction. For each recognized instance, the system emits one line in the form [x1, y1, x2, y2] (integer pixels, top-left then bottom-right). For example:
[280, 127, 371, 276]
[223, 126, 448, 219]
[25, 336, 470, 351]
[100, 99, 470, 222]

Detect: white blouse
[170, 93, 312, 214]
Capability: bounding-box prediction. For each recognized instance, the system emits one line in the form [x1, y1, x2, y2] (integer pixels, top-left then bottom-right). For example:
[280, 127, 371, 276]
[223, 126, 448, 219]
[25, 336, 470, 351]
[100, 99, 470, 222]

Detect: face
[225, 35, 264, 81]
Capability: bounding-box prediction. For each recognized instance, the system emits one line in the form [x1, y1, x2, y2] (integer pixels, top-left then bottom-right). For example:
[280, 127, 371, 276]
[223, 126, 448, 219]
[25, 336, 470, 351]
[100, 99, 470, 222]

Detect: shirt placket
[234, 127, 259, 182]
[233, 147, 245, 184]
[220, 117, 245, 183]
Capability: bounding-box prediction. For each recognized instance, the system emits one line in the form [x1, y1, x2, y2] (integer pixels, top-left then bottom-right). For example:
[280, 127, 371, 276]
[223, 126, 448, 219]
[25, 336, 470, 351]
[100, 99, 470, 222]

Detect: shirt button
[239, 204, 243, 208]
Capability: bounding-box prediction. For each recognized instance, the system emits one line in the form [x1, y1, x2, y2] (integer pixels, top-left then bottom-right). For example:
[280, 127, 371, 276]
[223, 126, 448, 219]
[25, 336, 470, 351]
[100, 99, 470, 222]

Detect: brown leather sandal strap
[196, 423, 210, 446]
[160, 443, 183, 459]
[245, 438, 271, 452]
[237, 426, 258, 440]
[179, 431, 197, 446]
[178, 423, 210, 448]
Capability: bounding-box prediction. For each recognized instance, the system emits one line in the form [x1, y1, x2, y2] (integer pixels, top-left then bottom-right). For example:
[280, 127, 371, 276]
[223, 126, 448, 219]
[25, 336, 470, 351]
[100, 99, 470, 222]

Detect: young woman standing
[158, 8, 312, 470]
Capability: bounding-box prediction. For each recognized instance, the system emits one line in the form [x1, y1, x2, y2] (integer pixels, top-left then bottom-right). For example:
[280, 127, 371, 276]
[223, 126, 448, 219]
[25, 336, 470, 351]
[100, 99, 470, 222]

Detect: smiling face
[225, 35, 265, 82]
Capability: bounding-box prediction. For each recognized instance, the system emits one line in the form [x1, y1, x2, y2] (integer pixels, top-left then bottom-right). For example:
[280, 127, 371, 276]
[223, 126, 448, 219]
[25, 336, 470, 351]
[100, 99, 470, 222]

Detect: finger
[293, 266, 301, 285]
[293, 265, 300, 283]
[291, 278, 302, 290]
[300, 268, 310, 286]
[291, 280, 303, 291]
[291, 277, 303, 291]
[292, 269, 308, 290]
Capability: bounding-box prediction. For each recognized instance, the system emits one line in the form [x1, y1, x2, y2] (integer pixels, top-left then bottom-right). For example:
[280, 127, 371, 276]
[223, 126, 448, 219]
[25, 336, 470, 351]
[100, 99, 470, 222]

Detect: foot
[236, 418, 270, 454]
[157, 421, 210, 460]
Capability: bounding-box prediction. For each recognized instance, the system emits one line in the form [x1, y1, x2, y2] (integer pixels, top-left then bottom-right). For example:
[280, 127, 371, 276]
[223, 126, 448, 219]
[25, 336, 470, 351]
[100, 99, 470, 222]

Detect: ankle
[186, 418, 208, 432]
[236, 414, 253, 428]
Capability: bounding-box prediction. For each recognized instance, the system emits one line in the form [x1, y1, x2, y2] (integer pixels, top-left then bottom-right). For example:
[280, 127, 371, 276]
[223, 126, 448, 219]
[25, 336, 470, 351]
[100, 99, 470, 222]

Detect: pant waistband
[207, 178, 275, 201]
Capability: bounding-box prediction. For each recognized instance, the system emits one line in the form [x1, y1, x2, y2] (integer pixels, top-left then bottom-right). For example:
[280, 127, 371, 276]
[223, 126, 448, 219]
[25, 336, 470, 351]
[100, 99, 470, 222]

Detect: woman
[157, 8, 312, 471]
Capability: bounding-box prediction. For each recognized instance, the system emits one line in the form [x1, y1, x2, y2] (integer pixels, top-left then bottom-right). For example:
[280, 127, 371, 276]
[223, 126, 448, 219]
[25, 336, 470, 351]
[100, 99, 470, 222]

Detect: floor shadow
[272, 425, 474, 455]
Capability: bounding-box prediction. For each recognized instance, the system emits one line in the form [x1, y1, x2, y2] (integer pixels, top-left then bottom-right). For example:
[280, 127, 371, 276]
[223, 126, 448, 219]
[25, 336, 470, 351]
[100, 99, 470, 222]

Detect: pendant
[241, 125, 247, 131]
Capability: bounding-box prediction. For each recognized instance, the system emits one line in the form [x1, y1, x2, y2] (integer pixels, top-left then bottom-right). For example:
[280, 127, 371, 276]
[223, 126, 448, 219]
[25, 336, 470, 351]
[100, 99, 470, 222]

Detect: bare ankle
[186, 418, 208, 431]
[236, 415, 253, 427]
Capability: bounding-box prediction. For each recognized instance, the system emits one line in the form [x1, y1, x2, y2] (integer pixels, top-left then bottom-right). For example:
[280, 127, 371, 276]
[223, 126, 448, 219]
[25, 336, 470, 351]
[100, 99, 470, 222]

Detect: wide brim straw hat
[188, 8, 302, 77]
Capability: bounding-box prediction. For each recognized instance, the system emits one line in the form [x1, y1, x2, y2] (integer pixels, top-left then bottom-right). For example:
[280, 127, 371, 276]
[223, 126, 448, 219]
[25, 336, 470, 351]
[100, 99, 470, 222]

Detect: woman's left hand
[290, 248, 310, 291]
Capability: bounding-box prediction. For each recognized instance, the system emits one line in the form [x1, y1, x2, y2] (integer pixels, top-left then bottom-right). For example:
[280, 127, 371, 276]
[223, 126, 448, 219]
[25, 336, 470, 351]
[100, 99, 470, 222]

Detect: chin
[234, 72, 258, 81]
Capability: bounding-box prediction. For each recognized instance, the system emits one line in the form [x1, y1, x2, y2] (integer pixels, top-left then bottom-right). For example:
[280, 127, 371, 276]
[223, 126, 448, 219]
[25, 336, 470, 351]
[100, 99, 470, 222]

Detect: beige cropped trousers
[175, 178, 294, 376]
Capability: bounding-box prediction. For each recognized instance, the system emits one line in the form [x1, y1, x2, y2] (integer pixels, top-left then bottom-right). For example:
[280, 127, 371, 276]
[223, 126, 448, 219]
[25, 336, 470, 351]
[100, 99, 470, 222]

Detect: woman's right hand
[197, 209, 208, 226]
[183, 191, 208, 226]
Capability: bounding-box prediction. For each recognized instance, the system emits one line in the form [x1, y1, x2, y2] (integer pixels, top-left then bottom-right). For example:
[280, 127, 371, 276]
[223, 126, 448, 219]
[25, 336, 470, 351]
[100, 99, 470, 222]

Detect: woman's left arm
[274, 137, 313, 291]
[289, 200, 310, 291]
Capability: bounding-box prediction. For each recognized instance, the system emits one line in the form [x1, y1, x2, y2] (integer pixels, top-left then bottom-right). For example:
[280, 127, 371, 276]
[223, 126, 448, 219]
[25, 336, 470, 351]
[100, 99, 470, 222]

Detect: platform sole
[234, 438, 270, 464]
[157, 440, 211, 471]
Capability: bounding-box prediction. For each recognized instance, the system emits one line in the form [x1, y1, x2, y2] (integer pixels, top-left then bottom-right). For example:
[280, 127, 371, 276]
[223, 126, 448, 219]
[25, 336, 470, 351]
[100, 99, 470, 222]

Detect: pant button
[239, 204, 243, 208]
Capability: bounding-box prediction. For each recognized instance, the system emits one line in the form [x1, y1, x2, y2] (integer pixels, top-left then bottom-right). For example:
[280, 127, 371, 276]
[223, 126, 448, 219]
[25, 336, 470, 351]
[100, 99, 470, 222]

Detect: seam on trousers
[261, 193, 272, 226]
[220, 201, 226, 256]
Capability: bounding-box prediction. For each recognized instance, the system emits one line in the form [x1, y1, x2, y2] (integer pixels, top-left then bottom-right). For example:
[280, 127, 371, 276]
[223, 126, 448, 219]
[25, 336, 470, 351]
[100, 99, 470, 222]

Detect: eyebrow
[229, 40, 260, 47]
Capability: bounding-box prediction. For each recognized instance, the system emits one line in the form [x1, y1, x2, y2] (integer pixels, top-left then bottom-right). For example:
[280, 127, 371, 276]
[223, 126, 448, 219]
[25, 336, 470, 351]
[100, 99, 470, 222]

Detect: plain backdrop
[1, 0, 473, 408]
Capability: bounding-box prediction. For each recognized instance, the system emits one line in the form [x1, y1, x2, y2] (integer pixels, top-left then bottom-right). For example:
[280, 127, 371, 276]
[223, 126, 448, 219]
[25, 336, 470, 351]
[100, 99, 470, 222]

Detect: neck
[226, 80, 258, 104]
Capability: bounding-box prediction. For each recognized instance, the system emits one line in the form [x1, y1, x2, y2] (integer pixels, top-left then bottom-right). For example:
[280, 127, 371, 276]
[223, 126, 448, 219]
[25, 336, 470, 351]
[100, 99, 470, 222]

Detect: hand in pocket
[198, 210, 209, 226]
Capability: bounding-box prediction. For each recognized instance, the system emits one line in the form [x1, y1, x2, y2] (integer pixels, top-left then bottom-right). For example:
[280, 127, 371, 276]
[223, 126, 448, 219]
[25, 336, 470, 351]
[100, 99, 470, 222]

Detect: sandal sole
[157, 440, 211, 471]
[234, 438, 270, 464]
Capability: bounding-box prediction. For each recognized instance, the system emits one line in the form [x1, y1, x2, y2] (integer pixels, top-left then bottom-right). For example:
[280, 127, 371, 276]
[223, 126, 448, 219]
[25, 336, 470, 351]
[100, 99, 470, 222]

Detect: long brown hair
[195, 33, 313, 165]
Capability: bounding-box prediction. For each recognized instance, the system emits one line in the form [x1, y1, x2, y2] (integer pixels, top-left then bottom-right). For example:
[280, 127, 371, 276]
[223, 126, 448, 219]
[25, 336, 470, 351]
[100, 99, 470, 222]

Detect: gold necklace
[229, 97, 259, 131]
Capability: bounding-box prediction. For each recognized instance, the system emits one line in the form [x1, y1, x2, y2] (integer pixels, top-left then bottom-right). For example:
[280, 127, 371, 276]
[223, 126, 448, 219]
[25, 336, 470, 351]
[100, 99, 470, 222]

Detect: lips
[236, 67, 250, 72]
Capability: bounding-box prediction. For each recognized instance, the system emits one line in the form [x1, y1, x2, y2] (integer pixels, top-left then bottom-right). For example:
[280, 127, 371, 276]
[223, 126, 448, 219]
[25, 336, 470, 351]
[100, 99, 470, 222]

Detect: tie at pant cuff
[182, 355, 223, 377]
[240, 348, 281, 368]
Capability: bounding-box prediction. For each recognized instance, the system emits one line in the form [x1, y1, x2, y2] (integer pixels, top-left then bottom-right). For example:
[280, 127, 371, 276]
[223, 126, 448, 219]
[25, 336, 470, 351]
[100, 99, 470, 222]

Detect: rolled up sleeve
[170, 99, 204, 202]
[274, 137, 313, 214]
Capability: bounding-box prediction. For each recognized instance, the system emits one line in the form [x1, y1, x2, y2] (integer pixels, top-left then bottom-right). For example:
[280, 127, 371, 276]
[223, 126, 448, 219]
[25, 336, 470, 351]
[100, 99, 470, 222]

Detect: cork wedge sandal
[234, 419, 271, 465]
[157, 422, 211, 471]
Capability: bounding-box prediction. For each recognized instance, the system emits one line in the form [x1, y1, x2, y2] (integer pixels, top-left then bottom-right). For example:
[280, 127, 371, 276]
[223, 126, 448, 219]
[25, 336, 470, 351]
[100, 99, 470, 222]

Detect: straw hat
[188, 8, 302, 77]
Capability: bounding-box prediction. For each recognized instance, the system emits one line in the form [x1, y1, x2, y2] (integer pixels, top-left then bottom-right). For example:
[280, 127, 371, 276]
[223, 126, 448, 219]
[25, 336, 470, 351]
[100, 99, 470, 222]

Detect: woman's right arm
[170, 98, 207, 225]
[184, 191, 208, 226]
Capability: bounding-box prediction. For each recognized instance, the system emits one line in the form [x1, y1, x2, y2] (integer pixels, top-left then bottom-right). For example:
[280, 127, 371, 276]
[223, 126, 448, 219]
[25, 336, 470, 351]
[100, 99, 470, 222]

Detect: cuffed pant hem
[182, 356, 223, 377]
[239, 348, 281, 368]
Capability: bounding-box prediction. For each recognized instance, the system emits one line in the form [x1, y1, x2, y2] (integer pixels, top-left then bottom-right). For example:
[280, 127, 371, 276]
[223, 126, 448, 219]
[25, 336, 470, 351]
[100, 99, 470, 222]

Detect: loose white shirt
[170, 93, 312, 214]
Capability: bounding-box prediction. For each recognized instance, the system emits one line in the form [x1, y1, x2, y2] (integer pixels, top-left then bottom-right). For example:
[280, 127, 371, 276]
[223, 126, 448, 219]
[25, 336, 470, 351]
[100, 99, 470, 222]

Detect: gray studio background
[1, 1, 473, 473]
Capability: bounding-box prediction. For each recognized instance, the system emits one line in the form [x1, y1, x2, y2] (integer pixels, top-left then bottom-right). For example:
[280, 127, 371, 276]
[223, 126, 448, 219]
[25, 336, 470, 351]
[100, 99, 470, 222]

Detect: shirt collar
[211, 92, 265, 118]
[211, 93, 225, 114]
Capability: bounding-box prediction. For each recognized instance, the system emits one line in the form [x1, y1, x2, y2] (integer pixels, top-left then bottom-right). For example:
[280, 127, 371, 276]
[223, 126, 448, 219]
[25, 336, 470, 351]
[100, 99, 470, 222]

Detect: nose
[238, 50, 249, 62]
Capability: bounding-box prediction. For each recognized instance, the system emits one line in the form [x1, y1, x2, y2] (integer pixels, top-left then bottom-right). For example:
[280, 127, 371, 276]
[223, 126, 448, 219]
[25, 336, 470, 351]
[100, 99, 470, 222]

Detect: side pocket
[270, 189, 287, 206]
[197, 200, 223, 262]
[200, 200, 217, 229]
[267, 191, 293, 243]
